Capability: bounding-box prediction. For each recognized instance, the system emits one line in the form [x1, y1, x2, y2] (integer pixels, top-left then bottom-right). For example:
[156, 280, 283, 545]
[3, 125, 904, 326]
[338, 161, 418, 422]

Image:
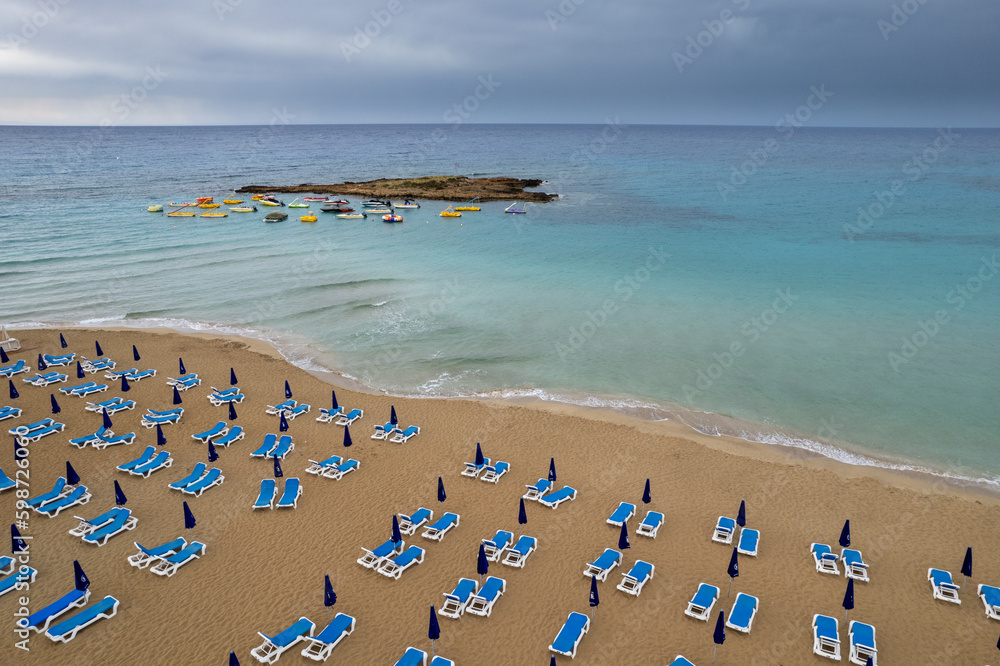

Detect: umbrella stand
[713, 645, 718, 663]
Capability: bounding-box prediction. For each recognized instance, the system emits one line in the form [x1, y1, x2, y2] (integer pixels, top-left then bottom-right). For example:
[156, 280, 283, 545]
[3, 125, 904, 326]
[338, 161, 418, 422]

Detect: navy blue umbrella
[324, 574, 337, 621]
[183, 501, 196, 535]
[279, 411, 289, 432]
[843, 577, 855, 622]
[330, 390, 339, 410]
[73, 559, 90, 591]
[713, 610, 726, 662]
[173, 385, 182, 405]
[343, 425, 353, 448]
[156, 423, 167, 446]
[66, 461, 80, 486]
[518, 497, 527, 537]
[551, 657, 556, 666]
[95, 341, 103, 356]
[75, 361, 84, 379]
[50, 393, 61, 414]
[589, 572, 599, 619]
[475, 442, 484, 467]
[865, 657, 873, 666]
[428, 604, 440, 656]
[437, 476, 446, 503]
[390, 405, 398, 425]
[228, 401, 237, 421]
[737, 500, 746, 528]
[284, 380, 292, 399]
[839, 520, 851, 548]
[273, 455, 283, 478]
[642, 478, 651, 510]
[102, 407, 113, 430]
[132, 345, 140, 361]
[392, 515, 402, 545]
[230, 367, 238, 386]
[0, 348, 7, 363]
[618, 520, 630, 551]
[114, 479, 127, 506]
[208, 441, 219, 463]
[179, 357, 186, 375]
[12, 524, 27, 553]
[727, 547, 739, 597]
[229, 651, 240, 666]
[548, 457, 556, 483]
[477, 542, 489, 585]
[60, 333, 67, 349]
[37, 354, 47, 370]
[7, 379, 17, 400]
[121, 374, 131, 393]
[961, 546, 973, 589]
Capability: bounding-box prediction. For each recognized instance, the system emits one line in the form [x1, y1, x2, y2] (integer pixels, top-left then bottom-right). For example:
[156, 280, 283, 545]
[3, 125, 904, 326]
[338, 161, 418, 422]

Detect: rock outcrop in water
[237, 176, 556, 202]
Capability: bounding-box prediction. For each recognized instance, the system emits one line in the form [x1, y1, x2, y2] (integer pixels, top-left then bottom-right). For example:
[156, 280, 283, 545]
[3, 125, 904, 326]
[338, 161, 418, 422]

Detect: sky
[0, 0, 998, 127]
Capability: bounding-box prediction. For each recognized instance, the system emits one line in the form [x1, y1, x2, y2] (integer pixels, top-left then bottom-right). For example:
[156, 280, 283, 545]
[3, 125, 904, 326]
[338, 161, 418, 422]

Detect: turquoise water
[2, 124, 998, 486]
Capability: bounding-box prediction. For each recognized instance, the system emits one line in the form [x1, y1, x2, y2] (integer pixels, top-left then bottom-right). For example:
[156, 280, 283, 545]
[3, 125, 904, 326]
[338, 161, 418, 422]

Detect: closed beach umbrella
[437, 476, 446, 503]
[75, 361, 84, 379]
[284, 380, 292, 399]
[961, 546, 973, 589]
[391, 515, 402, 545]
[518, 497, 527, 537]
[66, 461, 81, 486]
[0, 348, 6, 363]
[727, 547, 739, 597]
[95, 341, 103, 356]
[8, 380, 17, 400]
[173, 385, 182, 405]
[12, 524, 28, 553]
[229, 651, 240, 666]
[179, 357, 186, 375]
[102, 407, 113, 430]
[114, 479, 127, 506]
[279, 411, 289, 432]
[156, 423, 167, 446]
[737, 500, 746, 528]
[589, 573, 600, 619]
[132, 345, 140, 361]
[477, 543, 489, 585]
[390, 405, 398, 425]
[73, 560, 90, 591]
[428, 605, 440, 656]
[712, 610, 726, 662]
[228, 401, 237, 421]
[230, 367, 238, 386]
[121, 374, 131, 392]
[843, 577, 855, 622]
[548, 457, 556, 483]
[618, 520, 630, 551]
[50, 393, 61, 414]
[273, 455, 283, 478]
[475, 442, 484, 467]
[324, 574, 337, 621]
[551, 657, 556, 666]
[839, 520, 851, 548]
[343, 425, 353, 448]
[642, 478, 651, 513]
[208, 441, 219, 463]
[866, 657, 873, 666]
[330, 390, 339, 410]
[60, 333, 67, 349]
[37, 353, 47, 371]
[183, 501, 196, 535]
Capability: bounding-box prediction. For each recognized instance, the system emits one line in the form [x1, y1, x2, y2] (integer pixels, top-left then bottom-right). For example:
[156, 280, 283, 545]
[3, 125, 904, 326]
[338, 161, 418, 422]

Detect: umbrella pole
[327, 607, 330, 622]
[713, 645, 718, 663]
[727, 577, 732, 598]
[963, 574, 967, 590]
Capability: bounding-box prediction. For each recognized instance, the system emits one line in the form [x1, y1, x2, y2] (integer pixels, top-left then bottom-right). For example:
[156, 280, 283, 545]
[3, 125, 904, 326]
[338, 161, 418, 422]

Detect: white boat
[392, 200, 420, 208]
[362, 199, 390, 207]
[505, 202, 526, 214]
[366, 207, 392, 215]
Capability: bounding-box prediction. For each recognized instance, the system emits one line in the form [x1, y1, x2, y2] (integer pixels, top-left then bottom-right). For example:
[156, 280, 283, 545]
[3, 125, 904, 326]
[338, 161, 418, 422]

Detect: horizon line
[1, 122, 997, 130]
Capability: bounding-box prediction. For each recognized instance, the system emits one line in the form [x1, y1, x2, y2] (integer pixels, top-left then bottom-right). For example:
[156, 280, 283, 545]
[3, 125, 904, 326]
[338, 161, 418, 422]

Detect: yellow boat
[148, 205, 163, 212]
[223, 198, 243, 205]
[230, 207, 256, 213]
[251, 194, 264, 200]
[200, 212, 228, 218]
[453, 206, 480, 211]
[199, 202, 220, 209]
[300, 212, 318, 222]
[260, 200, 281, 207]
[167, 211, 195, 217]
[440, 206, 462, 217]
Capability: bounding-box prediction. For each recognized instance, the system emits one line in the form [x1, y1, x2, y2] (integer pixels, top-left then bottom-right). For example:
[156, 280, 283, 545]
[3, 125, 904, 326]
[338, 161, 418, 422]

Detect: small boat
[440, 206, 462, 217]
[505, 202, 526, 214]
[199, 202, 220, 209]
[362, 199, 390, 207]
[168, 202, 196, 208]
[223, 198, 243, 205]
[393, 200, 420, 208]
[288, 198, 308, 208]
[167, 211, 195, 217]
[300, 212, 318, 222]
[323, 198, 349, 205]
[303, 197, 327, 202]
[264, 212, 288, 222]
[260, 200, 282, 207]
[382, 214, 403, 223]
[199, 212, 228, 218]
[251, 194, 264, 200]
[230, 206, 257, 213]
[454, 197, 481, 211]
[148, 205, 163, 213]
[320, 204, 353, 212]
[336, 213, 366, 219]
[196, 197, 213, 204]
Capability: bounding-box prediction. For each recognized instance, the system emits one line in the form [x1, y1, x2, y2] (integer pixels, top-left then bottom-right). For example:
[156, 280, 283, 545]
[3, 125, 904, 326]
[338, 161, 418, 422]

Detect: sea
[1, 124, 998, 489]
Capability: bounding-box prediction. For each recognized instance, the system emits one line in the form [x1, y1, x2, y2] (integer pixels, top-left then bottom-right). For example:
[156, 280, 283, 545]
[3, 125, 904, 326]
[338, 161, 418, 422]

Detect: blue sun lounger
[36, 485, 91, 519]
[315, 406, 343, 423]
[607, 502, 635, 527]
[334, 408, 363, 425]
[841, 548, 869, 582]
[539, 486, 577, 509]
[150, 542, 205, 577]
[584, 548, 622, 582]
[24, 371, 65, 386]
[0, 557, 14, 575]
[59, 381, 97, 394]
[182, 468, 223, 497]
[105, 368, 138, 380]
[128, 537, 187, 569]
[462, 457, 490, 478]
[26, 476, 69, 508]
[0, 406, 21, 422]
[141, 412, 181, 428]
[172, 375, 201, 391]
[43, 353, 75, 366]
[848, 620, 877, 664]
[482, 530, 513, 562]
[68, 383, 108, 397]
[85, 397, 122, 412]
[978, 584, 1000, 620]
[0, 359, 27, 377]
[390, 425, 419, 443]
[118, 446, 156, 473]
[207, 390, 244, 406]
[20, 422, 66, 443]
[502, 535, 538, 568]
[440, 578, 478, 619]
[636, 511, 664, 538]
[270, 435, 294, 460]
[617, 560, 655, 596]
[251, 616, 315, 664]
[191, 421, 228, 443]
[147, 407, 183, 417]
[0, 567, 37, 598]
[684, 583, 720, 621]
[82, 358, 115, 373]
[283, 403, 311, 420]
[265, 399, 296, 415]
[372, 421, 395, 440]
[422, 512, 460, 541]
[357, 538, 405, 569]
[669, 658, 696, 666]
[130, 450, 173, 478]
[82, 508, 136, 546]
[738, 528, 760, 557]
[813, 614, 841, 660]
[549, 611, 590, 658]
[305, 455, 343, 475]
[321, 459, 359, 480]
[399, 508, 433, 535]
[45, 595, 119, 643]
[480, 461, 509, 483]
[394, 647, 429, 666]
[17, 587, 90, 633]
[104, 400, 135, 415]
[170, 463, 208, 491]
[125, 368, 156, 382]
[713, 516, 737, 544]
[276, 478, 301, 508]
[300, 613, 356, 662]
[253, 479, 277, 509]
[214, 426, 244, 447]
[928, 568, 960, 603]
[9, 417, 54, 435]
[166, 373, 198, 386]
[726, 593, 759, 633]
[0, 467, 15, 493]
[93, 431, 135, 449]
[250, 434, 278, 457]
[376, 545, 425, 579]
[811, 543, 840, 574]
[68, 507, 124, 537]
[466, 576, 506, 617]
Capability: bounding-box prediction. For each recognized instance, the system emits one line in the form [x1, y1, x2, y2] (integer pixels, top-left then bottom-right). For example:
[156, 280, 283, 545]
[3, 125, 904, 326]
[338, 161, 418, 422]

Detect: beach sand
[4, 327, 999, 665]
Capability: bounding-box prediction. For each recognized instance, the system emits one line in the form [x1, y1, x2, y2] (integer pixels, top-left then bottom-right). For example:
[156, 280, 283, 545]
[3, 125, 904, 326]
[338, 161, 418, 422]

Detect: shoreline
[13, 321, 999, 501]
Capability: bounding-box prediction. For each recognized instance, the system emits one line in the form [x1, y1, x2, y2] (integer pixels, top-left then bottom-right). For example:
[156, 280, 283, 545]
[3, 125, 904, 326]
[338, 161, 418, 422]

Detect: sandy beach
[4, 327, 1000, 664]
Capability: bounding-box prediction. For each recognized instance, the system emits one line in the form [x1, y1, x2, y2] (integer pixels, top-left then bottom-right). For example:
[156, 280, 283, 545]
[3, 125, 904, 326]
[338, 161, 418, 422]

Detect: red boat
[303, 197, 326, 201]
[196, 197, 213, 204]
[323, 199, 348, 205]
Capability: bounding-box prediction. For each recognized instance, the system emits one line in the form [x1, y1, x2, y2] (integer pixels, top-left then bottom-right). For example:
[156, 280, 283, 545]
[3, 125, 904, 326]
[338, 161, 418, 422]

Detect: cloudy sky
[1, 0, 997, 126]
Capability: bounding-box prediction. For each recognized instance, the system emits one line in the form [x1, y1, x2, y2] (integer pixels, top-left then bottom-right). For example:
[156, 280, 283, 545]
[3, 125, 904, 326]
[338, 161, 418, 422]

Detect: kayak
[199, 203, 220, 209]
[223, 198, 243, 204]
[200, 212, 228, 218]
[148, 205, 163, 212]
[167, 212, 195, 217]
[230, 207, 256, 213]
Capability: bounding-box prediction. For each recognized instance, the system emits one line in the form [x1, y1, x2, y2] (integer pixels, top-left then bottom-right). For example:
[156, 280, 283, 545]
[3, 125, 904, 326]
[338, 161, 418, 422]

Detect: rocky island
[237, 176, 556, 203]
